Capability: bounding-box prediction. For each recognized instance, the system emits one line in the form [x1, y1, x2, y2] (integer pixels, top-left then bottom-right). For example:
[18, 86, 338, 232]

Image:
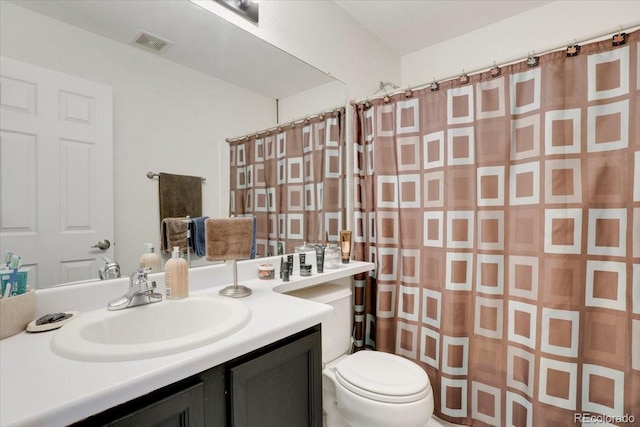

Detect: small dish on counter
[27, 311, 80, 333]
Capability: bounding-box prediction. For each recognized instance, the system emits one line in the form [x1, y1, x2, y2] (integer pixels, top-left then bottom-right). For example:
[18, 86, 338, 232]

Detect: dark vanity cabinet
[72, 325, 322, 427]
[227, 327, 322, 426]
[88, 380, 206, 427]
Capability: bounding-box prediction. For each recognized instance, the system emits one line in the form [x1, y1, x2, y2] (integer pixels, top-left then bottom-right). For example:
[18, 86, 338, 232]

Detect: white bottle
[139, 243, 161, 273]
[164, 246, 188, 300]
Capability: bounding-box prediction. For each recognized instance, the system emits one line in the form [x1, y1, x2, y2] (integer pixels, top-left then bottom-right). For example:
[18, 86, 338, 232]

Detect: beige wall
[401, 1, 640, 87]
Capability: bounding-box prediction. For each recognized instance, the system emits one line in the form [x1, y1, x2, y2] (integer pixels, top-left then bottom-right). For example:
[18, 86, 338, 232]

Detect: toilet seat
[334, 351, 430, 404]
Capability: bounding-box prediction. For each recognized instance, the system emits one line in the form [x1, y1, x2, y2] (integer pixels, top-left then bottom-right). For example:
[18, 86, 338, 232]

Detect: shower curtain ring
[612, 30, 626, 46]
[458, 70, 469, 84]
[490, 61, 501, 77]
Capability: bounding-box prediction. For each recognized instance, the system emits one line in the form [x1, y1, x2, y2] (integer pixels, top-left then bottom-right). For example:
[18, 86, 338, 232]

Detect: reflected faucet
[98, 257, 121, 280]
[107, 268, 162, 310]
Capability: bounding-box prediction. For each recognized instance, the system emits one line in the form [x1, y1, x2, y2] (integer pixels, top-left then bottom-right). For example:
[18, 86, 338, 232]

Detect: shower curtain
[229, 109, 345, 256]
[353, 30, 639, 425]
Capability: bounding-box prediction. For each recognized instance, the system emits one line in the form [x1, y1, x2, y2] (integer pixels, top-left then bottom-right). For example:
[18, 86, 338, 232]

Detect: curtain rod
[351, 21, 640, 106]
[226, 105, 345, 143]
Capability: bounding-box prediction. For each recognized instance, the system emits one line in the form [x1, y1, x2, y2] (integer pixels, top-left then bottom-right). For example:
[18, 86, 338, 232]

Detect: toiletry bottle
[295, 241, 315, 265]
[325, 243, 341, 269]
[287, 254, 294, 276]
[164, 246, 188, 299]
[340, 230, 352, 263]
[280, 257, 285, 279]
[315, 245, 326, 273]
[139, 243, 161, 272]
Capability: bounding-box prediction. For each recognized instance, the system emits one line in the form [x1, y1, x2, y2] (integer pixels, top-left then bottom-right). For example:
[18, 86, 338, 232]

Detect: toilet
[286, 283, 434, 427]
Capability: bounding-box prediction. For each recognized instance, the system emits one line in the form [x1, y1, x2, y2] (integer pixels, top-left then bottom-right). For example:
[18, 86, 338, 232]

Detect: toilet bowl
[285, 283, 434, 427]
[324, 351, 434, 427]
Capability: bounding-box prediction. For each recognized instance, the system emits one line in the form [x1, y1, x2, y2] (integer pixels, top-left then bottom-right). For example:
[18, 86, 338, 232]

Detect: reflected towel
[161, 217, 189, 254]
[189, 216, 209, 257]
[159, 172, 202, 221]
[205, 217, 253, 261]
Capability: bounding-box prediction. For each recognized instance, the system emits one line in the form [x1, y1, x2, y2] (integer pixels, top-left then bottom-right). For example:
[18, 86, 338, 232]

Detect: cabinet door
[74, 381, 205, 427]
[106, 381, 204, 427]
[228, 328, 322, 427]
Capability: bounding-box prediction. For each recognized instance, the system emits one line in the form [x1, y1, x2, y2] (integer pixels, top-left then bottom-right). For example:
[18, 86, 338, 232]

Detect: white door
[0, 56, 113, 288]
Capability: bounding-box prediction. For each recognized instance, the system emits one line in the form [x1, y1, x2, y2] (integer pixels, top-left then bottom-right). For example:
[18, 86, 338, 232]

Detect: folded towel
[189, 216, 209, 257]
[161, 217, 189, 254]
[159, 172, 202, 222]
[205, 217, 253, 261]
[236, 214, 257, 259]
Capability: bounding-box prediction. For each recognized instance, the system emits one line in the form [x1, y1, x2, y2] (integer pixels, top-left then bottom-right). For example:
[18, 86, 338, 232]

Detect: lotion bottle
[164, 246, 188, 299]
[139, 243, 161, 272]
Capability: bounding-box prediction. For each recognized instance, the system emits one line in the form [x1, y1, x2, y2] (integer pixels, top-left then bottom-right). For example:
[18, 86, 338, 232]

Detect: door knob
[91, 239, 111, 250]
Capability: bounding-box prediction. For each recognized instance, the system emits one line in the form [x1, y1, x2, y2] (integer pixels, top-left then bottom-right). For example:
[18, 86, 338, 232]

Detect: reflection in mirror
[228, 108, 347, 257]
[213, 0, 259, 24]
[0, 0, 345, 289]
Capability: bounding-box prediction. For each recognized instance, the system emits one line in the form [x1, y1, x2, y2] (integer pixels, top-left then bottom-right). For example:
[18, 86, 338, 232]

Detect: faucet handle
[99, 257, 121, 280]
[130, 267, 151, 286]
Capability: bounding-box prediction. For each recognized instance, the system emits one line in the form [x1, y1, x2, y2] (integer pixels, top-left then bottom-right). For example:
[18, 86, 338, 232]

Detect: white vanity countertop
[0, 257, 373, 427]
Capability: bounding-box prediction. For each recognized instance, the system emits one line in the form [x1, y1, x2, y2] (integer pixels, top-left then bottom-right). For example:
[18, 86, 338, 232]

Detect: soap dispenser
[164, 246, 188, 299]
[139, 243, 161, 272]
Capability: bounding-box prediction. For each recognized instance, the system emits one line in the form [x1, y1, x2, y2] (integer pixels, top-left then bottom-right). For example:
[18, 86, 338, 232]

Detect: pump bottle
[139, 243, 161, 272]
[164, 246, 188, 299]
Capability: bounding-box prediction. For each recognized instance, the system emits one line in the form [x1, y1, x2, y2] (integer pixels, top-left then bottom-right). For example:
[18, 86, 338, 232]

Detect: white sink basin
[51, 297, 251, 362]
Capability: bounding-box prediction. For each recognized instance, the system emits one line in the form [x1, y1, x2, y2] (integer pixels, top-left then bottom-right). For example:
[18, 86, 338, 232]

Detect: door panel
[0, 56, 113, 288]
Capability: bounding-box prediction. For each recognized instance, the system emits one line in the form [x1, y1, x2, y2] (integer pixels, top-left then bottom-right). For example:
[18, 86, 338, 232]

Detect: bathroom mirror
[0, 0, 345, 288]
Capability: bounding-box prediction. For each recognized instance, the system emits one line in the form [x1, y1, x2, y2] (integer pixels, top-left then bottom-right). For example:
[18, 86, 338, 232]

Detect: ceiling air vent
[132, 30, 172, 53]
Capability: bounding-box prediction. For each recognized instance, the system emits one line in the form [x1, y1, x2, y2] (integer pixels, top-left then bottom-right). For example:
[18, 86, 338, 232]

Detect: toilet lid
[334, 351, 431, 404]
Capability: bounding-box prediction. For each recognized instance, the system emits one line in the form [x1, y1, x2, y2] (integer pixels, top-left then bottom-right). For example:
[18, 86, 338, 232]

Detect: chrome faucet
[107, 268, 162, 310]
[98, 257, 121, 280]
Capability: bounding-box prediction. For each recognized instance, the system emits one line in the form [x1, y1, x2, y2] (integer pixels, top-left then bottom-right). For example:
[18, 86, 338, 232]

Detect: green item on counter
[1, 270, 28, 296]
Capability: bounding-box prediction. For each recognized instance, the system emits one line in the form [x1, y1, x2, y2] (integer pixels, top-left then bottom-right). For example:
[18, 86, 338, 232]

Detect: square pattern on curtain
[229, 109, 345, 256]
[353, 30, 640, 426]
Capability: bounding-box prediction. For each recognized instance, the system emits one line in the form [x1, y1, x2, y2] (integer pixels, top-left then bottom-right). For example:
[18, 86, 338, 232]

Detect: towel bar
[147, 171, 206, 182]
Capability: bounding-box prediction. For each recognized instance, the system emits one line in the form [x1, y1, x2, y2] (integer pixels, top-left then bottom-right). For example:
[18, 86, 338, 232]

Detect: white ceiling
[334, 0, 552, 55]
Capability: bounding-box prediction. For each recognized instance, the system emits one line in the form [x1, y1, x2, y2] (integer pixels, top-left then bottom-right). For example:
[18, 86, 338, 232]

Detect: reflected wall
[0, 2, 276, 280]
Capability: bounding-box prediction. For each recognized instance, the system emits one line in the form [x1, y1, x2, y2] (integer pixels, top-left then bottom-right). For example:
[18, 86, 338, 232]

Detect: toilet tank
[285, 283, 352, 363]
